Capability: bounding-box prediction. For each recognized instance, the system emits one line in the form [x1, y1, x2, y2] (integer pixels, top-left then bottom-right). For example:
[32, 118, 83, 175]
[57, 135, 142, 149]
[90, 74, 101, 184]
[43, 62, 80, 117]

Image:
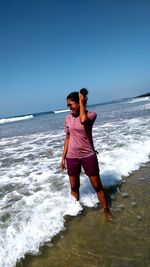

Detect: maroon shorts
[66, 154, 99, 177]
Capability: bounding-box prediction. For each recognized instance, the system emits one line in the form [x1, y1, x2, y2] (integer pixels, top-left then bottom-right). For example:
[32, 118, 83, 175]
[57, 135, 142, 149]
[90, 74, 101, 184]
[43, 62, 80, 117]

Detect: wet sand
[17, 162, 150, 267]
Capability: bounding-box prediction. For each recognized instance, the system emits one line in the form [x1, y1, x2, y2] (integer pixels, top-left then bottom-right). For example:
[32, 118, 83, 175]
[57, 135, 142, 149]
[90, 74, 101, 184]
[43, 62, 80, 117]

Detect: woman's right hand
[61, 157, 66, 170]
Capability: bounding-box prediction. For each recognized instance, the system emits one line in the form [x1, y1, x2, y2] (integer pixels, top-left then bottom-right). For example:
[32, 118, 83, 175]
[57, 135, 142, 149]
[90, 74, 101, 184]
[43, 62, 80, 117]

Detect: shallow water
[0, 97, 150, 267]
[18, 162, 150, 267]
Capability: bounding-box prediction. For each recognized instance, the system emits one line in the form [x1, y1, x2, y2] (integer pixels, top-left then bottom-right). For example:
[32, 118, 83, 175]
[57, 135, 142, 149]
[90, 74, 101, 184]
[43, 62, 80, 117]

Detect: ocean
[0, 97, 150, 267]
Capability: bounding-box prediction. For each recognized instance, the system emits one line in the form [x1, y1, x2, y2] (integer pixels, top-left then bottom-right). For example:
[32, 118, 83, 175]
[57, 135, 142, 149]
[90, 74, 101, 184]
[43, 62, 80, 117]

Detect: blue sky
[0, 0, 150, 117]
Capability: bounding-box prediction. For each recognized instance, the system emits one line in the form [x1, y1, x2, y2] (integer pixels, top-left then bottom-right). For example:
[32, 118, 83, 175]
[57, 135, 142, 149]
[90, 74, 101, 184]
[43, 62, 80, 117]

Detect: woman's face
[67, 98, 80, 117]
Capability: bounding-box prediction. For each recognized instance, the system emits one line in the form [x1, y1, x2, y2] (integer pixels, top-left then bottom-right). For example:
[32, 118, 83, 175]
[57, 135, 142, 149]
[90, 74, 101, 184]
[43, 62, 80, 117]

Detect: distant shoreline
[133, 92, 150, 98]
[1, 92, 150, 120]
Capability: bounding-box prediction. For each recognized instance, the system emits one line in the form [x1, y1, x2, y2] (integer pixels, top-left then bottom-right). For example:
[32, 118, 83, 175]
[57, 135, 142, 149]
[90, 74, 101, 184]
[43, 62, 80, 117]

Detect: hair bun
[80, 88, 88, 97]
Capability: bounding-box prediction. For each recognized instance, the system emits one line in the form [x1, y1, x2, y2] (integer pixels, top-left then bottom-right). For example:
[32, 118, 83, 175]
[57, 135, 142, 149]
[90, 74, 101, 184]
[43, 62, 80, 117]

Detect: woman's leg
[69, 176, 80, 201]
[89, 175, 112, 221]
[66, 158, 81, 201]
[89, 174, 108, 209]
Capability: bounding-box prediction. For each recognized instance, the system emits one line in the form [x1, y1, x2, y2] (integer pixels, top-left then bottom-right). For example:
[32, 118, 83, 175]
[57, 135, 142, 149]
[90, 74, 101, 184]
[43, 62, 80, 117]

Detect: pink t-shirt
[64, 111, 97, 158]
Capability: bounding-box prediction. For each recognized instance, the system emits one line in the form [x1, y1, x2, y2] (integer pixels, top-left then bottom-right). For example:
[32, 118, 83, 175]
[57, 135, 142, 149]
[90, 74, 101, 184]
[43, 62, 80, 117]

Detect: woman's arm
[79, 93, 88, 124]
[61, 133, 70, 170]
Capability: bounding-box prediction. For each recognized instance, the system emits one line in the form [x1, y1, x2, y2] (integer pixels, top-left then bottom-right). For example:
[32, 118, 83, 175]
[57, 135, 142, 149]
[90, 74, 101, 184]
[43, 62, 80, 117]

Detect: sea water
[0, 97, 150, 267]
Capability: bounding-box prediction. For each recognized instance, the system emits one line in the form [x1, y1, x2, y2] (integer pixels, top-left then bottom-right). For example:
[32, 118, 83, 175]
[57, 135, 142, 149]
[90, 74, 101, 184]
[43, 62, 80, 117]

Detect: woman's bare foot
[104, 208, 113, 222]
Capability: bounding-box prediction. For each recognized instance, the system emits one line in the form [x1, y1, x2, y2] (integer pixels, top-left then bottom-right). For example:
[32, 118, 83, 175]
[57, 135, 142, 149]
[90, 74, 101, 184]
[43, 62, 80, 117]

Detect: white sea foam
[54, 109, 69, 113]
[0, 130, 86, 267]
[123, 102, 150, 112]
[127, 96, 150, 103]
[94, 117, 150, 187]
[0, 104, 150, 267]
[144, 103, 150, 109]
[0, 115, 33, 124]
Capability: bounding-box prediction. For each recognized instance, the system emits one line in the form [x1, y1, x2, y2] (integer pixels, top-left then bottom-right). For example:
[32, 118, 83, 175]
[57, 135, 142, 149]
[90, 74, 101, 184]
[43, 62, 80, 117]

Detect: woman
[61, 88, 112, 221]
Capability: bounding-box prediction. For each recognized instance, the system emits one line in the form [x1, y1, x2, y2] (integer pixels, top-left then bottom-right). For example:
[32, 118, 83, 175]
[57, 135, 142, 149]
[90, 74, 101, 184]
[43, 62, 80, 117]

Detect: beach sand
[17, 162, 150, 267]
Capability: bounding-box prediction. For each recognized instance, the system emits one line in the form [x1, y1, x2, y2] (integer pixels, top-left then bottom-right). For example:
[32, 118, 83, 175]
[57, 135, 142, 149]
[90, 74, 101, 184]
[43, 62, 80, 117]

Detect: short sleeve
[87, 112, 97, 123]
[64, 116, 70, 134]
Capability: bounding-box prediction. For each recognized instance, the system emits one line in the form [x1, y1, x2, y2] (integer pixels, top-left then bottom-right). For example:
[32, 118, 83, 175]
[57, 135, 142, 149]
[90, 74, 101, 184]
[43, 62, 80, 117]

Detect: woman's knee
[89, 175, 103, 192]
[93, 184, 102, 192]
[69, 176, 80, 192]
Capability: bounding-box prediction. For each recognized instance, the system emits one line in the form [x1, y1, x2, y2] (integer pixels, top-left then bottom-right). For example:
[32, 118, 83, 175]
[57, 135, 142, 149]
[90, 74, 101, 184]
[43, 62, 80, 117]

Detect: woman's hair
[67, 88, 88, 104]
